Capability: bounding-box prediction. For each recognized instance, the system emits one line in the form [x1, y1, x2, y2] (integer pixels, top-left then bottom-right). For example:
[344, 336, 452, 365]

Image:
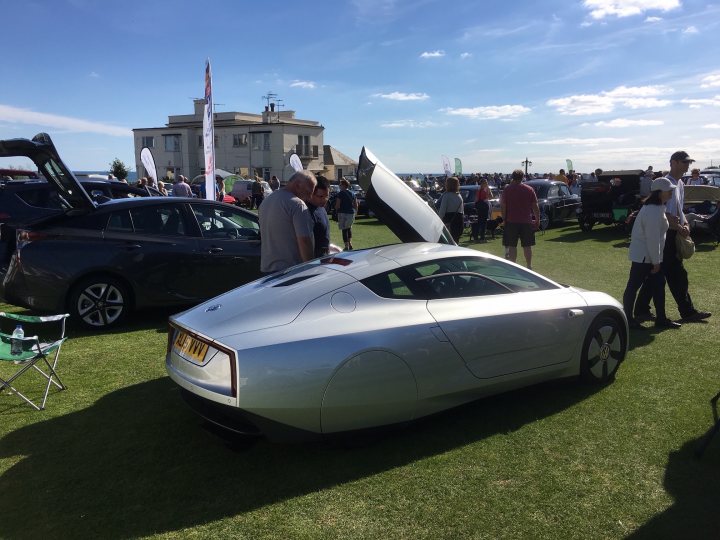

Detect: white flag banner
[290, 154, 303, 172]
[140, 147, 158, 188]
[441, 155, 452, 176]
[203, 59, 215, 200]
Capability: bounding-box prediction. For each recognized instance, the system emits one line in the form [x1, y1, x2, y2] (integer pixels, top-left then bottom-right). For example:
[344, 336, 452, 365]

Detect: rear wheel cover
[71, 277, 129, 328]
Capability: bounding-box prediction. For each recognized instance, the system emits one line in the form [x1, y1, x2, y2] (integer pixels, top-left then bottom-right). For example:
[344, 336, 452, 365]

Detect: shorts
[503, 222, 535, 247]
[338, 212, 355, 230]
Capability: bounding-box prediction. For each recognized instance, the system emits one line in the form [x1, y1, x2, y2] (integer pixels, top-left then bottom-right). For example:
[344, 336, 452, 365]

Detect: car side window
[129, 206, 186, 236]
[548, 185, 559, 198]
[558, 184, 572, 197]
[191, 204, 260, 240]
[363, 256, 559, 300]
[107, 210, 133, 232]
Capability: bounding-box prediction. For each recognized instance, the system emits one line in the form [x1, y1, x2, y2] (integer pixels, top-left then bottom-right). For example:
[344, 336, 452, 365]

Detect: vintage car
[577, 170, 642, 232]
[166, 147, 628, 442]
[524, 180, 580, 230]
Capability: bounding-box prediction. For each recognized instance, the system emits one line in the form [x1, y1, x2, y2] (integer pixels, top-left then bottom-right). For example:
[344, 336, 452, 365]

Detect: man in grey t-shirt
[258, 171, 317, 273]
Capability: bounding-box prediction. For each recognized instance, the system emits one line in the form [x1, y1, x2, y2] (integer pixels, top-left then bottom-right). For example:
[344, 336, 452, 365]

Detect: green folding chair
[0, 312, 69, 410]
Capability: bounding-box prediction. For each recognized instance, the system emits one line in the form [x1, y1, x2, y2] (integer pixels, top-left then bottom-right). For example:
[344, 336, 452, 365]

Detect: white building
[133, 100, 325, 182]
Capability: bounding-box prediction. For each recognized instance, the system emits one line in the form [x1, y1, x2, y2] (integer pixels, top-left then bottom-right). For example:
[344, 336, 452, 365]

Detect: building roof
[324, 145, 357, 167]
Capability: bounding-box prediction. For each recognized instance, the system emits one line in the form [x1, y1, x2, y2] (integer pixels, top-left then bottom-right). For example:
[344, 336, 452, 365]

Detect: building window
[141, 136, 154, 148]
[198, 135, 203, 148]
[263, 133, 270, 151]
[164, 134, 181, 152]
[251, 133, 260, 150]
[214, 135, 219, 148]
[297, 135, 310, 156]
[262, 168, 270, 181]
[233, 134, 247, 147]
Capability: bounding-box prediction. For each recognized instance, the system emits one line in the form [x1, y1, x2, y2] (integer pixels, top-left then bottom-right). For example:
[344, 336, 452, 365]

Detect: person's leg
[503, 222, 519, 262]
[662, 231, 695, 317]
[634, 277, 653, 318]
[478, 218, 487, 241]
[623, 263, 649, 322]
[506, 246, 517, 262]
[650, 270, 668, 320]
[347, 226, 353, 249]
[523, 246, 533, 269]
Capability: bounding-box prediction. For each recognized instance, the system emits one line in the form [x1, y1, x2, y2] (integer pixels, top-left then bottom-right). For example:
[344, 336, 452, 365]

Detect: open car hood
[358, 147, 454, 245]
[0, 133, 95, 213]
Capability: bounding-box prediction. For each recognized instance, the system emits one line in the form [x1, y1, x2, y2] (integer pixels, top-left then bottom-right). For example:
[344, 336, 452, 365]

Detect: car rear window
[14, 187, 64, 210]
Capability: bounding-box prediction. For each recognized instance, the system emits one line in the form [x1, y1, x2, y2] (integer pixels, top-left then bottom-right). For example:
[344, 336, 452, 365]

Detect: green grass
[1, 218, 720, 539]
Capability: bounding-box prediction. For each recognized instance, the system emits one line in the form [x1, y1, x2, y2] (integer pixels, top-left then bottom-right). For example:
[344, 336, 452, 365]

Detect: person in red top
[501, 169, 540, 269]
[472, 178, 492, 242]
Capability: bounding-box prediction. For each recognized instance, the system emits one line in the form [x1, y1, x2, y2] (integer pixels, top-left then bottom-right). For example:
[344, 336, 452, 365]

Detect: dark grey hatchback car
[0, 133, 262, 328]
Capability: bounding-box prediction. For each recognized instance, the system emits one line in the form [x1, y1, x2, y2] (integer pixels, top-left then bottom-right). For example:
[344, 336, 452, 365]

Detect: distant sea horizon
[74, 170, 138, 182]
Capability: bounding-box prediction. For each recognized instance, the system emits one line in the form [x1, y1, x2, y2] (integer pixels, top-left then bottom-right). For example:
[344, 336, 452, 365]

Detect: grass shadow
[0, 376, 604, 539]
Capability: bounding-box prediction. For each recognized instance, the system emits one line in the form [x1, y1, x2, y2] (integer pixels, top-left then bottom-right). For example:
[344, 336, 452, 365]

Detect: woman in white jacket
[623, 177, 681, 330]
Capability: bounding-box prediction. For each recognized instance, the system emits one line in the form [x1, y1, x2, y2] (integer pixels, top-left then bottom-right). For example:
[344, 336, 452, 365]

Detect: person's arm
[352, 194, 359, 213]
[335, 193, 342, 211]
[438, 194, 448, 219]
[296, 235, 314, 262]
[646, 208, 665, 268]
[500, 193, 507, 222]
[532, 200, 540, 229]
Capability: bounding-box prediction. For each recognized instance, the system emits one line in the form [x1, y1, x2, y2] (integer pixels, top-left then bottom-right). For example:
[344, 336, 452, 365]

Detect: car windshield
[528, 184, 548, 198]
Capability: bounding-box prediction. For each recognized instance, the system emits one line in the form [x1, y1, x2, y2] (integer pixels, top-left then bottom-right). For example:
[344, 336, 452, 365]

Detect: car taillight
[0, 212, 11, 221]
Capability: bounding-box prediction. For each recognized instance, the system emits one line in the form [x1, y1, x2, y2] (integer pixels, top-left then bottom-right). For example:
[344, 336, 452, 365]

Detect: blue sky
[2, 0, 719, 174]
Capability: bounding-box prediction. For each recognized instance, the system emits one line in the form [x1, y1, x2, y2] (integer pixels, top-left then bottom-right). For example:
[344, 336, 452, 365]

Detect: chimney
[270, 103, 275, 112]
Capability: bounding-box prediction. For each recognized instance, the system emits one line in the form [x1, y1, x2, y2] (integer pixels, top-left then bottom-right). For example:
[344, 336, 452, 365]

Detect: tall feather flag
[454, 158, 462, 176]
[566, 159, 573, 172]
[441, 155, 452, 176]
[203, 59, 215, 200]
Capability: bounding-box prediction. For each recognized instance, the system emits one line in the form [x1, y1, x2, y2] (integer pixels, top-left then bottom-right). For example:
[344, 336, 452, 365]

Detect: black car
[523, 180, 580, 229]
[0, 133, 262, 328]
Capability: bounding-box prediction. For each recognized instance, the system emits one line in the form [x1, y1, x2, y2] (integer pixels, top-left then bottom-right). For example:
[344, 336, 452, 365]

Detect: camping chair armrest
[0, 312, 70, 324]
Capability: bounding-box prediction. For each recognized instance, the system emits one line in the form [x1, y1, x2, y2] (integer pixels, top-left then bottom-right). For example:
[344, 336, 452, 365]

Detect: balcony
[295, 145, 319, 159]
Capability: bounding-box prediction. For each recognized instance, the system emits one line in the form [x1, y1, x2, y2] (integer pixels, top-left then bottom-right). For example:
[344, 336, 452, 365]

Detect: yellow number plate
[172, 331, 209, 364]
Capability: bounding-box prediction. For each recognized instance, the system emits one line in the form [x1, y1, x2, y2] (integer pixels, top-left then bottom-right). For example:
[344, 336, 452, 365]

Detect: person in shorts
[335, 179, 358, 250]
[501, 169, 540, 269]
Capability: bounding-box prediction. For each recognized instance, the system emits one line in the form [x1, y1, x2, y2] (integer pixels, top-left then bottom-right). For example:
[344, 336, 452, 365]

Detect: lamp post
[521, 157, 532, 176]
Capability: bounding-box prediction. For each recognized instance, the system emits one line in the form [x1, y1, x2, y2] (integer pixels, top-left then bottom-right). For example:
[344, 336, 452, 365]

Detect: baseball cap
[670, 150, 695, 163]
[651, 177, 676, 192]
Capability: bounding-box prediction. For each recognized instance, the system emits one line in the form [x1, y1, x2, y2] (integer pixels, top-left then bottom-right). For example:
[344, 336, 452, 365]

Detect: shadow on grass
[545, 224, 629, 244]
[0, 376, 605, 539]
[627, 432, 720, 538]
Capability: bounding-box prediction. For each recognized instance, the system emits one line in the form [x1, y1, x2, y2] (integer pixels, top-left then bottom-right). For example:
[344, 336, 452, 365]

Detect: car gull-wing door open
[357, 146, 454, 245]
[0, 133, 95, 213]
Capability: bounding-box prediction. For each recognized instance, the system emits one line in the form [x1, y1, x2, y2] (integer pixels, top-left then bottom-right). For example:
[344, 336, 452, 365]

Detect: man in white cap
[636, 151, 711, 322]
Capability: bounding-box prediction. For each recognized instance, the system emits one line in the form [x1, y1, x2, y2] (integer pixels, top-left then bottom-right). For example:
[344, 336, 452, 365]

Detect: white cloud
[681, 95, 720, 108]
[683, 25, 698, 34]
[593, 118, 664, 127]
[644, 16, 662, 22]
[703, 124, 720, 129]
[380, 119, 442, 128]
[0, 104, 130, 137]
[88, 71, 100, 78]
[290, 80, 316, 89]
[420, 50, 445, 58]
[441, 105, 531, 120]
[374, 91, 430, 101]
[460, 52, 472, 59]
[547, 85, 672, 115]
[583, 0, 680, 20]
[517, 137, 629, 146]
[701, 73, 720, 88]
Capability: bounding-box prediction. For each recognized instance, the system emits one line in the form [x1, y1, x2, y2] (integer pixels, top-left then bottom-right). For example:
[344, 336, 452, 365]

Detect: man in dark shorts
[501, 169, 540, 269]
[305, 175, 331, 257]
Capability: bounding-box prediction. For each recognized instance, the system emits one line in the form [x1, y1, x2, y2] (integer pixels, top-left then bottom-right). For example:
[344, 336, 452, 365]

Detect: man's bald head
[286, 170, 317, 200]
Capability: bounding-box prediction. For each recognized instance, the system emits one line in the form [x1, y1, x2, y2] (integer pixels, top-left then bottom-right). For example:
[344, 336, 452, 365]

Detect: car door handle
[124, 243, 142, 250]
[567, 309, 584, 318]
[208, 247, 223, 254]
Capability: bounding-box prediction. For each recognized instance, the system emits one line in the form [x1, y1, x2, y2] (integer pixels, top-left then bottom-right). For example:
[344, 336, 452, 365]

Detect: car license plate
[593, 212, 610, 218]
[172, 331, 209, 364]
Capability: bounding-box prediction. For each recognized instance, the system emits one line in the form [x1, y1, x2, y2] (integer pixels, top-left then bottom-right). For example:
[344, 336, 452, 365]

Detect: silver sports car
[166, 148, 628, 441]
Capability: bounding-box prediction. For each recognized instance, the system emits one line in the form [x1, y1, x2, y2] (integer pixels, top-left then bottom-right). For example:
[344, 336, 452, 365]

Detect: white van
[231, 179, 272, 206]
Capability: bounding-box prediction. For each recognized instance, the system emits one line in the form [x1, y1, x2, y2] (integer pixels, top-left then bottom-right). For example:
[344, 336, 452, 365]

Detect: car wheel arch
[320, 349, 419, 434]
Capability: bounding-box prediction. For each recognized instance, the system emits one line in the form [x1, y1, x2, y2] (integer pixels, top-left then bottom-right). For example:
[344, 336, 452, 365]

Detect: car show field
[1, 216, 719, 538]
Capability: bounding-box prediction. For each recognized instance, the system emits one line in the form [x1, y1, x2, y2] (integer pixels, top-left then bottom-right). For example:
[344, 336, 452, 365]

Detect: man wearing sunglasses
[635, 151, 711, 323]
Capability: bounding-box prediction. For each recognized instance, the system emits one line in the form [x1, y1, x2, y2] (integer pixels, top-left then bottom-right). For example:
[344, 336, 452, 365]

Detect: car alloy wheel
[580, 315, 625, 383]
[539, 210, 550, 231]
[71, 277, 128, 328]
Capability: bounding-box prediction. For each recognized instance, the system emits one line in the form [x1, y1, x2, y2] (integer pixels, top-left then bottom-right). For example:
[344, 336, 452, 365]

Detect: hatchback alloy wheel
[580, 315, 626, 383]
[71, 277, 128, 328]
